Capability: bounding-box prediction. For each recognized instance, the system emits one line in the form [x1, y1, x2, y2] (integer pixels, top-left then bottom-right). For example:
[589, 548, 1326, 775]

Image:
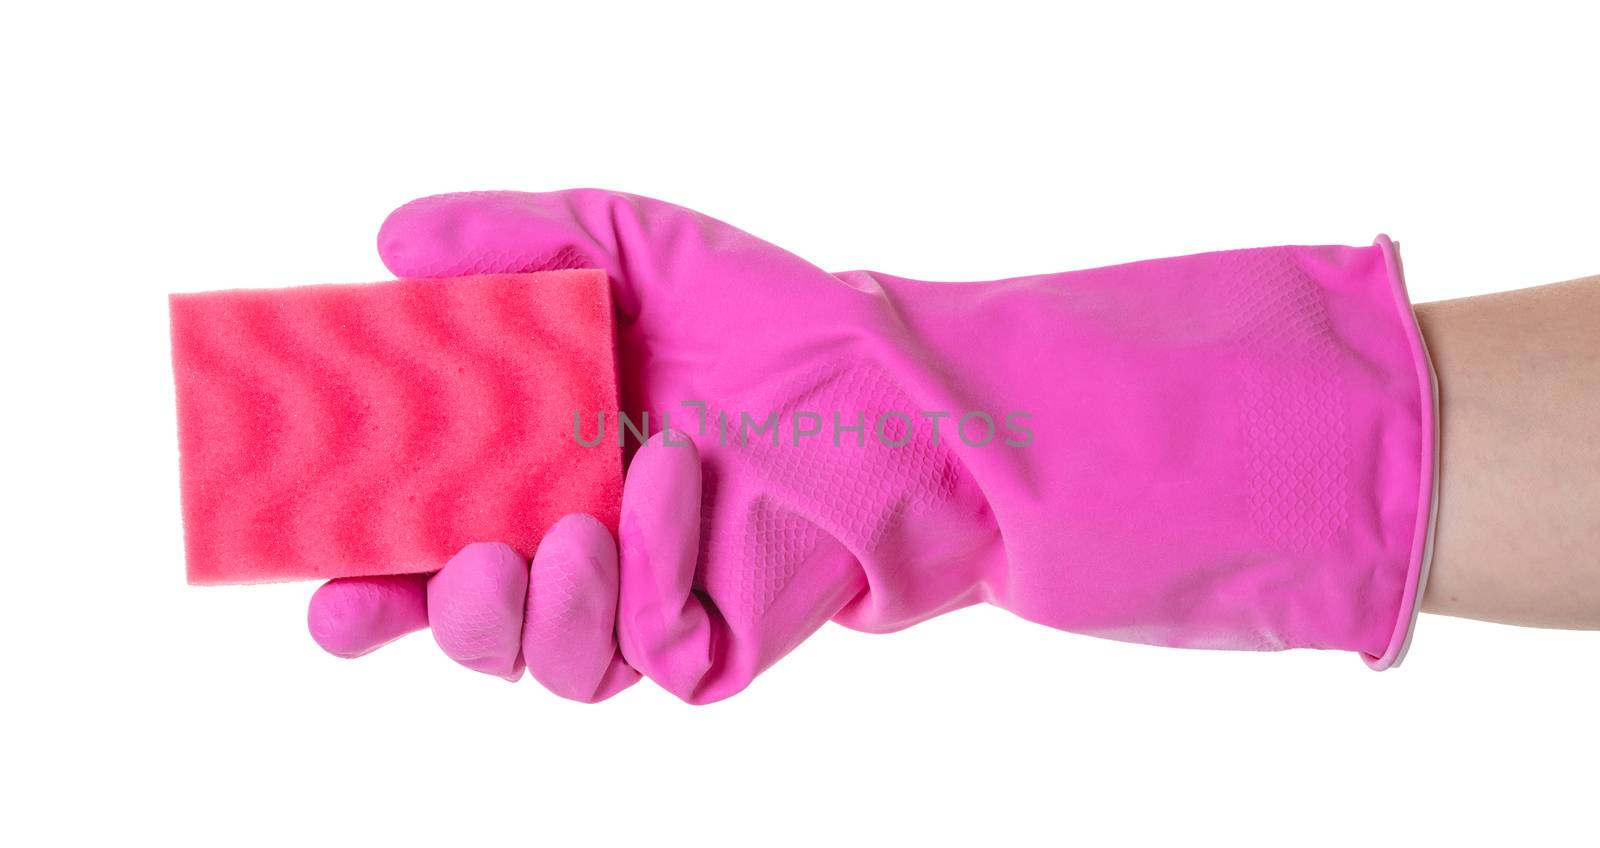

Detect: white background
[3, 1, 1596, 845]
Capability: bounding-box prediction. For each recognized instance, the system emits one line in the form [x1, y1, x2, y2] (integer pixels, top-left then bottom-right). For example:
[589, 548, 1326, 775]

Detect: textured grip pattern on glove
[1221, 249, 1352, 551]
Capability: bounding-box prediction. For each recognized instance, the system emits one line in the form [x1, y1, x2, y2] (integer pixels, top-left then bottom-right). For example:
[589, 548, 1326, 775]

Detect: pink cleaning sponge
[170, 270, 622, 585]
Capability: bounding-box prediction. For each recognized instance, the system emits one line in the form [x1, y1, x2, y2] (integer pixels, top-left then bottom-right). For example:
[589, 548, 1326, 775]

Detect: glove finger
[307, 574, 429, 658]
[377, 190, 619, 280]
[615, 430, 738, 704]
[427, 542, 529, 682]
[375, 189, 824, 324]
[522, 513, 641, 703]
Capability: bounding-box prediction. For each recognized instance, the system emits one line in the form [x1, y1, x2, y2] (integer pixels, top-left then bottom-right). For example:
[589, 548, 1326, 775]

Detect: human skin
[1416, 275, 1600, 628]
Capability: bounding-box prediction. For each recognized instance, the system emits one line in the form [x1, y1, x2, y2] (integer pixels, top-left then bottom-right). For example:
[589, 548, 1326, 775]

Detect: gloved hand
[308, 189, 1436, 704]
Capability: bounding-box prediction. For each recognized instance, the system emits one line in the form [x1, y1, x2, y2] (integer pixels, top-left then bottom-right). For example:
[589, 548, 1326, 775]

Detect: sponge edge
[170, 270, 623, 585]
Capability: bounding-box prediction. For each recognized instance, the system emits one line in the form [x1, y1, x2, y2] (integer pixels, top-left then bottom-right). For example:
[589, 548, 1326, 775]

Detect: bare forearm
[1415, 276, 1600, 628]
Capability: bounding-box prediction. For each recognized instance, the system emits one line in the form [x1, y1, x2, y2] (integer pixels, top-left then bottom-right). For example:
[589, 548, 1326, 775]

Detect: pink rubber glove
[309, 190, 1436, 704]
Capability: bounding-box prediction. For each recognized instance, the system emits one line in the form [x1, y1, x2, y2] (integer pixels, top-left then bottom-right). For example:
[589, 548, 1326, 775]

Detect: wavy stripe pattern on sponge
[169, 271, 622, 585]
